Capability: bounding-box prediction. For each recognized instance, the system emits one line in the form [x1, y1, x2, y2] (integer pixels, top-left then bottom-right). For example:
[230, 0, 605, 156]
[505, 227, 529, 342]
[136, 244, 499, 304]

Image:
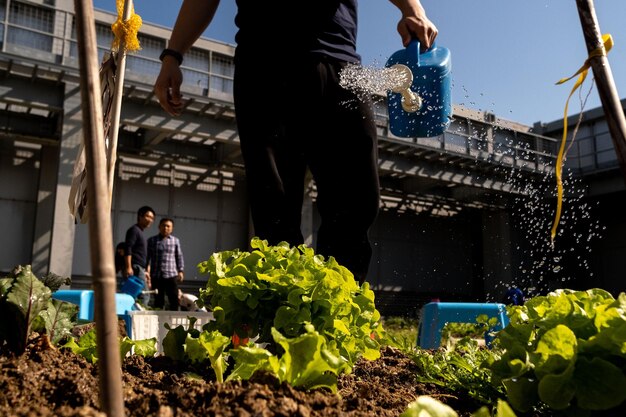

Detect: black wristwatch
[159, 48, 183, 66]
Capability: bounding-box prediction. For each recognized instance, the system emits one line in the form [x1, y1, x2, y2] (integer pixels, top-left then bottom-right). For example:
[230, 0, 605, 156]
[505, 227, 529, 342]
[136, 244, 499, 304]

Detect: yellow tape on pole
[111, 0, 142, 53]
[551, 34, 613, 243]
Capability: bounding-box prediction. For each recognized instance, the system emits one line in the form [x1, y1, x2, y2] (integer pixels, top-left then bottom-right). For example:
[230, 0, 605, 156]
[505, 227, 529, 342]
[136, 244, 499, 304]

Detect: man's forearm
[389, 0, 426, 17]
[167, 0, 221, 54]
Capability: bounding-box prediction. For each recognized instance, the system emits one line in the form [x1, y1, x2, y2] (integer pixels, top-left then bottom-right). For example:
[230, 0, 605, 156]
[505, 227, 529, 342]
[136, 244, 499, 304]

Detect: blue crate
[53, 290, 136, 335]
[417, 302, 509, 349]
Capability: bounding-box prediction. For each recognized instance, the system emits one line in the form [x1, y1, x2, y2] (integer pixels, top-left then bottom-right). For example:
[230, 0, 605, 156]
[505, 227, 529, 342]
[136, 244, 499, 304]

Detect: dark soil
[0, 334, 484, 417]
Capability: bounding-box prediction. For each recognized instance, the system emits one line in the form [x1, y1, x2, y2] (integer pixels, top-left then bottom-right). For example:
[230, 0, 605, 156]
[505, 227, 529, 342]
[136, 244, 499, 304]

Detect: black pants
[234, 53, 380, 282]
[154, 277, 179, 310]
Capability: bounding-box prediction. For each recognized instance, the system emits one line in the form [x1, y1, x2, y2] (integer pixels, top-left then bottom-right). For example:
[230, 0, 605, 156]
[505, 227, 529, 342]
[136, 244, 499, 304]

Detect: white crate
[128, 310, 214, 352]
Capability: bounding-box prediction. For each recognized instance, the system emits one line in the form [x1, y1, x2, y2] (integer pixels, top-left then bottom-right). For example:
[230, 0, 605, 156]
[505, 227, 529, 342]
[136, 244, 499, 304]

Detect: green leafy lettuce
[486, 288, 626, 414]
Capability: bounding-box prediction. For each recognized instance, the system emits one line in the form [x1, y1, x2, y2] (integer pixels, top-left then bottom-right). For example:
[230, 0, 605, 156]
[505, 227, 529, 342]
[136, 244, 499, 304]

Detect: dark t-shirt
[124, 224, 147, 268]
[234, 0, 360, 63]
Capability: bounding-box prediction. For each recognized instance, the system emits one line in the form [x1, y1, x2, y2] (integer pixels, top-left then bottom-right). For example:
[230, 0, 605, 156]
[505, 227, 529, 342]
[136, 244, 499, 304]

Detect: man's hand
[154, 57, 184, 116]
[397, 14, 438, 48]
[125, 266, 133, 278]
[177, 271, 184, 283]
[145, 270, 151, 289]
[390, 0, 438, 49]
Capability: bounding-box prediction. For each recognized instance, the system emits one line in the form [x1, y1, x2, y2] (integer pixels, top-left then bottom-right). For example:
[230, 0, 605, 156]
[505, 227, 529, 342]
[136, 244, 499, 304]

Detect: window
[0, 0, 6, 46]
[211, 54, 234, 77]
[126, 34, 165, 79]
[70, 22, 114, 62]
[182, 48, 210, 89]
[210, 54, 234, 96]
[7, 1, 54, 52]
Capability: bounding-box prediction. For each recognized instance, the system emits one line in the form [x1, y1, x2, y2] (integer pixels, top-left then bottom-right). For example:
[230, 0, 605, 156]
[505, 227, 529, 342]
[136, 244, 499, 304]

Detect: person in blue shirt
[146, 218, 185, 310]
[154, 0, 438, 284]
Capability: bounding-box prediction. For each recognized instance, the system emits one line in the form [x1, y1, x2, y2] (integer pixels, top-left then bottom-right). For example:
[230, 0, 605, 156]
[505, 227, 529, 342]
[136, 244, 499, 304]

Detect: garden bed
[0, 336, 482, 417]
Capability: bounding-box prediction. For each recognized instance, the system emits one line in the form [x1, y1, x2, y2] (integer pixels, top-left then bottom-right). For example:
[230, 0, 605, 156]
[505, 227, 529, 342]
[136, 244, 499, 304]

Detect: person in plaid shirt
[146, 217, 185, 310]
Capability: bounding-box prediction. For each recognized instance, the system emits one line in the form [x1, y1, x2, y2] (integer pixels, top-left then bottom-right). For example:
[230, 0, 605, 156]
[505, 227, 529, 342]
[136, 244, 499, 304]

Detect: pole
[73, 1, 125, 416]
[107, 0, 133, 209]
[576, 0, 626, 184]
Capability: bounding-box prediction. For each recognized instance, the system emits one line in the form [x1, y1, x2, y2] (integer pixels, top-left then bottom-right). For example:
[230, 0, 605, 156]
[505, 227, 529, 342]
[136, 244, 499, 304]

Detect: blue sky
[94, 0, 626, 127]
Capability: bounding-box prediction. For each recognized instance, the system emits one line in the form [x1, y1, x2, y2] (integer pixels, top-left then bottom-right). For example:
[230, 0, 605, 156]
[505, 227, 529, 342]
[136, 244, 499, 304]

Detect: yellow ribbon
[111, 0, 142, 53]
[550, 33, 613, 243]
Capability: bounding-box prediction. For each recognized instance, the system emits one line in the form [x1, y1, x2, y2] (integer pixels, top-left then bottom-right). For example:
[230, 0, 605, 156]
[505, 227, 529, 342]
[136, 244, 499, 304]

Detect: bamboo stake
[576, 0, 626, 184]
[106, 0, 133, 209]
[73, 1, 125, 416]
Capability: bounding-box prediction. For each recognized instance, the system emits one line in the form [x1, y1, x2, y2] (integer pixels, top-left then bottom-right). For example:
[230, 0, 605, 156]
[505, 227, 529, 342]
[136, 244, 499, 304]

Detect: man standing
[154, 0, 438, 284]
[147, 218, 185, 310]
[123, 205, 155, 305]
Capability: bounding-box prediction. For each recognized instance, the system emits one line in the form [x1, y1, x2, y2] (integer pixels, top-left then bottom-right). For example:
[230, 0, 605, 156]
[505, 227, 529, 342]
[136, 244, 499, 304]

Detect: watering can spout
[389, 64, 422, 113]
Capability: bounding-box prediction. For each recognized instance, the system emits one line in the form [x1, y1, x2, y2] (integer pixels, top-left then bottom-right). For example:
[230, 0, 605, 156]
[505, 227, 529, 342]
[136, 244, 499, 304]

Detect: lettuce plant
[400, 396, 517, 417]
[486, 288, 626, 415]
[159, 238, 385, 390]
[197, 237, 384, 366]
[63, 329, 158, 363]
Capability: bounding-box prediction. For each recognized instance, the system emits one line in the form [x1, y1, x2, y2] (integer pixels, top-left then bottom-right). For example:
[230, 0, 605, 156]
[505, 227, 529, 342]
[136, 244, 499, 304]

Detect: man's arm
[388, 0, 438, 48]
[145, 236, 154, 288]
[124, 254, 133, 278]
[154, 0, 221, 116]
[175, 238, 185, 282]
[124, 228, 135, 278]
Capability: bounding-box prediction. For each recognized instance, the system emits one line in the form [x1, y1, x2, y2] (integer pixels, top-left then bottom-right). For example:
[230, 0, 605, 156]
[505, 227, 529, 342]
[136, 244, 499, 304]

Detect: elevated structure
[9, 0, 617, 311]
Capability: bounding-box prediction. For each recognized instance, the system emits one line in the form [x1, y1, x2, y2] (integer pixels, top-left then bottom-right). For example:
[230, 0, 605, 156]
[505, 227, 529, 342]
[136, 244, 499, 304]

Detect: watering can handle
[406, 39, 436, 67]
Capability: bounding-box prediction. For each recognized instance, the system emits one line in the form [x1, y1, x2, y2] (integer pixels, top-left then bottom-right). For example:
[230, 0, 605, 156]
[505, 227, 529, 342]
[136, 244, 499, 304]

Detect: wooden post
[576, 0, 626, 184]
[73, 1, 125, 416]
[107, 0, 133, 209]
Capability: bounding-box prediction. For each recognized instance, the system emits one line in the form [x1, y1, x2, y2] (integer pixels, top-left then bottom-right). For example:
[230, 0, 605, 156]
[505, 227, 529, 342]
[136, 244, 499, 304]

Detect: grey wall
[368, 210, 477, 294]
[71, 165, 250, 285]
[0, 142, 39, 272]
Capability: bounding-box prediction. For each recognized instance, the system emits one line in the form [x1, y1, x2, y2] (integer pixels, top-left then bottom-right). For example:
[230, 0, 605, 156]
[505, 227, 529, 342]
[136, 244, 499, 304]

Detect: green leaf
[400, 396, 459, 417]
[503, 377, 538, 412]
[533, 324, 577, 378]
[495, 400, 518, 417]
[271, 326, 346, 392]
[162, 324, 189, 361]
[62, 329, 98, 363]
[574, 356, 626, 410]
[537, 362, 575, 410]
[39, 299, 78, 344]
[0, 265, 52, 353]
[131, 337, 158, 358]
[120, 337, 135, 359]
[39, 271, 71, 292]
[227, 346, 273, 381]
[186, 330, 231, 382]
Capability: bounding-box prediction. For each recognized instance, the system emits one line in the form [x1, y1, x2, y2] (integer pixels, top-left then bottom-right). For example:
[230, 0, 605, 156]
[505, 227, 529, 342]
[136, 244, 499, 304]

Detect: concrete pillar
[47, 82, 83, 277]
[481, 209, 514, 300]
[30, 144, 59, 277]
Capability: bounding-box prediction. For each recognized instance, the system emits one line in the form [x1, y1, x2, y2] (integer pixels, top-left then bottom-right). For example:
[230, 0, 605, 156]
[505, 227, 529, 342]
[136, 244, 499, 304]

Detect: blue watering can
[385, 40, 452, 138]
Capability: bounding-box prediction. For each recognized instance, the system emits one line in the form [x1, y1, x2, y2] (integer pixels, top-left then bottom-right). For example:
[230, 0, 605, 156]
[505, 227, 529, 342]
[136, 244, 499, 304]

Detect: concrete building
[1, 0, 622, 314]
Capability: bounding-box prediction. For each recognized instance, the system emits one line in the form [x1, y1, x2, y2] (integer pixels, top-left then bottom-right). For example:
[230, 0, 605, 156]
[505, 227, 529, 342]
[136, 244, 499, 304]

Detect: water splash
[490, 153, 604, 298]
[339, 63, 411, 98]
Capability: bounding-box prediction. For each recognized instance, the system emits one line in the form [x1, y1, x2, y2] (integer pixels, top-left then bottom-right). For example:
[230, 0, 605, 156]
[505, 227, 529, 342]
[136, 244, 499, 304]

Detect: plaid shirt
[146, 234, 184, 279]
